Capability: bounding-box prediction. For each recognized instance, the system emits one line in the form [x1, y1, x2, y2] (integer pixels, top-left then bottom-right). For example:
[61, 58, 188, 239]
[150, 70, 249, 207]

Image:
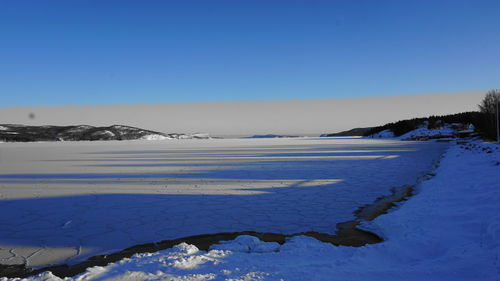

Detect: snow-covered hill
[0, 124, 210, 142]
[320, 127, 373, 137]
[369, 122, 476, 140]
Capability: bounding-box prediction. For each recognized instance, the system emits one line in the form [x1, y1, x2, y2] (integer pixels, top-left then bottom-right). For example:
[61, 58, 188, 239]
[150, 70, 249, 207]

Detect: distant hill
[320, 111, 485, 140]
[244, 134, 300, 139]
[363, 112, 483, 138]
[0, 124, 209, 142]
[320, 127, 373, 137]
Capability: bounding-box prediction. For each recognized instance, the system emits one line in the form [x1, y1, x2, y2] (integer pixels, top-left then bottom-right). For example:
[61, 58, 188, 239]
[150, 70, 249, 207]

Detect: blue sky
[0, 0, 499, 106]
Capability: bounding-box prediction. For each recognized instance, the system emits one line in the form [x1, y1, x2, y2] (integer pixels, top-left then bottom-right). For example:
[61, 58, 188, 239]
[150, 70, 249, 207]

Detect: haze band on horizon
[0, 91, 485, 137]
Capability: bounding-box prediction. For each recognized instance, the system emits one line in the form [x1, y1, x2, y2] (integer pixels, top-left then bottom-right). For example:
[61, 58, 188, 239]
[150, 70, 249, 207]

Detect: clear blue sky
[0, 0, 498, 106]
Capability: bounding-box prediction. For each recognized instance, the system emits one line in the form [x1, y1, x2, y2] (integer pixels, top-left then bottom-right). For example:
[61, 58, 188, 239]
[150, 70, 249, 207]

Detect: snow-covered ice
[0, 138, 448, 271]
[4, 140, 498, 281]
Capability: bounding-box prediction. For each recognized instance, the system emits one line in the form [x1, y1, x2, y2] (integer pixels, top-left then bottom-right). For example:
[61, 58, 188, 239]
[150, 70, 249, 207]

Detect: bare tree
[479, 89, 500, 115]
[478, 89, 500, 141]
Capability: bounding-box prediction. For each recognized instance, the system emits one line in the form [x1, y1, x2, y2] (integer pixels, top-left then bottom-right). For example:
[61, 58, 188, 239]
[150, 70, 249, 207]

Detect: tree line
[364, 89, 500, 140]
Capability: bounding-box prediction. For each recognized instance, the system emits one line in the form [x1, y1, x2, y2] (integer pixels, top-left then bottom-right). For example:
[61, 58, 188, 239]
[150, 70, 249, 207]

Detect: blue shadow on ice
[0, 141, 449, 266]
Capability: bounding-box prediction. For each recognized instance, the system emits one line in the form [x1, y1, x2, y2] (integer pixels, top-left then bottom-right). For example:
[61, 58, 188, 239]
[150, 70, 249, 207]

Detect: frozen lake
[0, 137, 448, 267]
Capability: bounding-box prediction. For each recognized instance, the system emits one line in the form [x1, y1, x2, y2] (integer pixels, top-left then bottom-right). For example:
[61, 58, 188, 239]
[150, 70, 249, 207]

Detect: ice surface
[5, 140, 498, 281]
[0, 138, 448, 269]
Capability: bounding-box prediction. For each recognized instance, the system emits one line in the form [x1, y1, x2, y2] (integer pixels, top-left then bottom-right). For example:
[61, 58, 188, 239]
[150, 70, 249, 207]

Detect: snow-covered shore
[5, 140, 499, 281]
[368, 123, 475, 141]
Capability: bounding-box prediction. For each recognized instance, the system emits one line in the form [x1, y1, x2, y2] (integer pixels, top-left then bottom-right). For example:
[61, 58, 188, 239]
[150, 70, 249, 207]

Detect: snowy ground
[5, 139, 498, 281]
[368, 123, 473, 140]
[397, 124, 455, 139]
[0, 138, 448, 269]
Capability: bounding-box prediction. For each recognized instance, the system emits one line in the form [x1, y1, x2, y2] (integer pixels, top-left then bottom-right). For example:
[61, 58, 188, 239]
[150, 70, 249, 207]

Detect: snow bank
[397, 124, 455, 140]
[369, 129, 395, 138]
[210, 235, 280, 253]
[4, 141, 499, 281]
[178, 133, 211, 139]
[140, 134, 172, 141]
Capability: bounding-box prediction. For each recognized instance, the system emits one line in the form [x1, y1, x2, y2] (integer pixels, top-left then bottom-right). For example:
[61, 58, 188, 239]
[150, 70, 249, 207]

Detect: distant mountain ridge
[244, 134, 301, 139]
[0, 124, 209, 142]
[320, 127, 373, 137]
